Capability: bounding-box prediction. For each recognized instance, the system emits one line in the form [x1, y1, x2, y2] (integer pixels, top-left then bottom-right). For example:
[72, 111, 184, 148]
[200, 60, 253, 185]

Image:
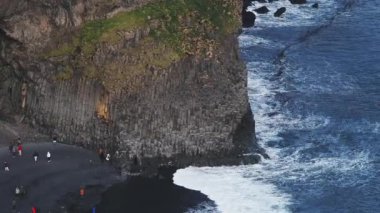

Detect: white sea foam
[239, 34, 285, 49]
[174, 166, 292, 213]
[185, 201, 219, 213]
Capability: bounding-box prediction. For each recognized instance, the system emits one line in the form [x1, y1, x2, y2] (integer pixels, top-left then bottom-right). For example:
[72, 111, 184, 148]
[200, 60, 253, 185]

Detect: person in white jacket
[47, 151, 51, 162]
[33, 151, 39, 163]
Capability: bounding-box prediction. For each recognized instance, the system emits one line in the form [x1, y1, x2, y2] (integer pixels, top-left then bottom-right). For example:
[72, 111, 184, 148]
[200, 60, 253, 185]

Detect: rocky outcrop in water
[255, 6, 270, 14]
[274, 7, 287, 17]
[242, 0, 256, 28]
[242, 11, 256, 28]
[0, 0, 257, 175]
[290, 0, 307, 4]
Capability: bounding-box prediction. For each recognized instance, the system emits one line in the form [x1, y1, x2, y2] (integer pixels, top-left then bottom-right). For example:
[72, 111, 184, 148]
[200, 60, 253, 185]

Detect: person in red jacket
[17, 144, 23, 156]
[32, 206, 37, 213]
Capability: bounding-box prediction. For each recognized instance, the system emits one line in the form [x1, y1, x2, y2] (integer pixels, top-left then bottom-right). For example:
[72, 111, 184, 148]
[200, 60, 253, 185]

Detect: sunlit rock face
[0, 0, 257, 175]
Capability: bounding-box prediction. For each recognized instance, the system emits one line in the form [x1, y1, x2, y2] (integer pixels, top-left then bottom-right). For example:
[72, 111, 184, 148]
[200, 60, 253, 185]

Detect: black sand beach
[0, 121, 214, 213]
[0, 142, 121, 212]
[0, 136, 214, 213]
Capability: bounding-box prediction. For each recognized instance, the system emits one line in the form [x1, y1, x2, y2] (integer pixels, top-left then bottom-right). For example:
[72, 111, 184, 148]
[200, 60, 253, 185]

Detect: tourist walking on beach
[4, 161, 10, 171]
[47, 151, 51, 162]
[33, 151, 39, 162]
[15, 186, 20, 196]
[106, 153, 111, 162]
[17, 143, 23, 156]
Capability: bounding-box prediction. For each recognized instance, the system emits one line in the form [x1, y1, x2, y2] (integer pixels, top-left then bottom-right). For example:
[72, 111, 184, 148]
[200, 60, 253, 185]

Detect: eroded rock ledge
[0, 0, 258, 176]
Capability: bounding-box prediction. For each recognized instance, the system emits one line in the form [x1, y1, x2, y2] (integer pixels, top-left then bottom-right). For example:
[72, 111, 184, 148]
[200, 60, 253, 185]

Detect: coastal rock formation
[289, 0, 307, 4]
[242, 1, 256, 28]
[274, 7, 287, 17]
[242, 11, 256, 28]
[0, 0, 257, 175]
[255, 6, 270, 14]
[243, 0, 253, 8]
[253, 0, 267, 3]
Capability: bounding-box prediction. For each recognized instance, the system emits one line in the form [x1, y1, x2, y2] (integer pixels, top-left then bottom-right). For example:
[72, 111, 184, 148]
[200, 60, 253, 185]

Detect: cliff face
[0, 0, 257, 175]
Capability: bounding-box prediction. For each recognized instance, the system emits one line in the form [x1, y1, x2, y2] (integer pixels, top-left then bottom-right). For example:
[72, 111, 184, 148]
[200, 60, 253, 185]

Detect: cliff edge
[0, 0, 258, 175]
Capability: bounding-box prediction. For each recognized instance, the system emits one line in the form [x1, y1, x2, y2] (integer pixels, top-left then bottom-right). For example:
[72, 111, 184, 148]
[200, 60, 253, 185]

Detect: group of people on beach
[3, 137, 107, 212]
[4, 138, 53, 172]
[7, 138, 23, 157]
[3, 137, 56, 213]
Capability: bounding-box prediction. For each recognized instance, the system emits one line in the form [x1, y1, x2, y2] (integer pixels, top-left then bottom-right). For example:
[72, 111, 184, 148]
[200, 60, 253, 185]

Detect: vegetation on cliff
[46, 0, 240, 91]
[47, 0, 239, 57]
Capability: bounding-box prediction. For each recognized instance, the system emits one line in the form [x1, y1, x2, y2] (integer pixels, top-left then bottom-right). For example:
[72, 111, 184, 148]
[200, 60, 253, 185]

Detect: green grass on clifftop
[46, 0, 239, 57]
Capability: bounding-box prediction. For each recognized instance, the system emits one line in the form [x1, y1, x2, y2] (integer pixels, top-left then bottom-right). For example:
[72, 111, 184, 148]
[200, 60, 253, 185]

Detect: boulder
[312, 3, 319, 8]
[242, 11, 256, 28]
[289, 0, 307, 4]
[254, 6, 270, 14]
[274, 7, 286, 17]
[243, 0, 253, 10]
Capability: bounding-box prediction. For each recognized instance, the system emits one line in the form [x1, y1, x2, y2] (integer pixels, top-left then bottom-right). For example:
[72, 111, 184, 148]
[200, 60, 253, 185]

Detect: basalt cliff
[0, 0, 258, 175]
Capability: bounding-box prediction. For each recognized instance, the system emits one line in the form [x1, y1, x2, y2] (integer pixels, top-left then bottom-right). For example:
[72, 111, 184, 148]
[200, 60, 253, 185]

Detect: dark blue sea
[174, 0, 380, 212]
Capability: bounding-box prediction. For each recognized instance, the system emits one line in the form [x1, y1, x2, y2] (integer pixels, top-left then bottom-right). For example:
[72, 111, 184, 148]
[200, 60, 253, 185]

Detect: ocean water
[174, 0, 380, 212]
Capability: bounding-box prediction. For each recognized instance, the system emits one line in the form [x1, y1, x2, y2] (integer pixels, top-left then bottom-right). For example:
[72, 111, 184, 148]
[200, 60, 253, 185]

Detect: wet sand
[0, 142, 121, 212]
